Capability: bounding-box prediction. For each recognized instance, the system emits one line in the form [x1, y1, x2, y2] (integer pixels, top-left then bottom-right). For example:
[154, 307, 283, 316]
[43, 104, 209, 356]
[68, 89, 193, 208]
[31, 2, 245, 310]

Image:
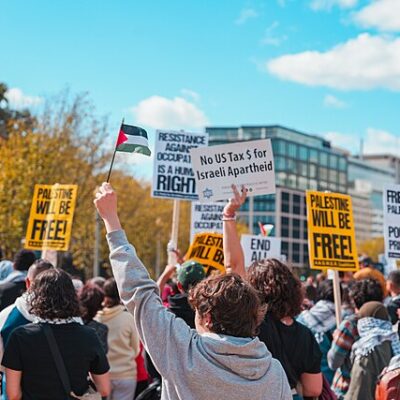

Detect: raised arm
[94, 183, 193, 378]
[223, 185, 247, 278]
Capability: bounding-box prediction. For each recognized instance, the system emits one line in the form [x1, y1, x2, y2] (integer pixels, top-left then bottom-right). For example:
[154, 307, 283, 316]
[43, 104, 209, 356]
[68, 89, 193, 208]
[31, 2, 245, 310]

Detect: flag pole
[106, 118, 124, 183]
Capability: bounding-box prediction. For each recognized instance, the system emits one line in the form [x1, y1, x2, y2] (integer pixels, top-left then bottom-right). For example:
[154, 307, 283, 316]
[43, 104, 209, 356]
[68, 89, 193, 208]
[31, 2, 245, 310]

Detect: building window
[320, 152, 328, 167]
[339, 157, 346, 171]
[299, 146, 308, 161]
[329, 155, 338, 169]
[277, 172, 287, 186]
[282, 192, 290, 202]
[288, 174, 297, 188]
[329, 170, 338, 183]
[281, 241, 289, 257]
[309, 149, 318, 163]
[309, 164, 317, 178]
[288, 143, 297, 158]
[319, 167, 328, 180]
[298, 161, 308, 176]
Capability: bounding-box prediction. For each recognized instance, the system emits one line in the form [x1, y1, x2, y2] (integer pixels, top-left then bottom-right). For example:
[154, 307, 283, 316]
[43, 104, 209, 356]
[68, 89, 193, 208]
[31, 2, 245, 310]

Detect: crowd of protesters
[0, 183, 399, 399]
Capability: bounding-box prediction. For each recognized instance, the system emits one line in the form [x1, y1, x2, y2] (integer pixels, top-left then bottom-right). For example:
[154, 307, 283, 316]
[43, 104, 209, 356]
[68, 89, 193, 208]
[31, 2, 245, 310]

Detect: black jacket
[168, 293, 195, 329]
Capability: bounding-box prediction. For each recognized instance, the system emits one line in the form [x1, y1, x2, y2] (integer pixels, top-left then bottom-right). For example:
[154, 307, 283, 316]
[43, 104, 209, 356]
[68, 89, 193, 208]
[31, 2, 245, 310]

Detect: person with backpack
[375, 354, 400, 400]
[94, 182, 292, 400]
[327, 278, 384, 399]
[345, 301, 400, 400]
[1, 268, 110, 399]
[222, 185, 323, 399]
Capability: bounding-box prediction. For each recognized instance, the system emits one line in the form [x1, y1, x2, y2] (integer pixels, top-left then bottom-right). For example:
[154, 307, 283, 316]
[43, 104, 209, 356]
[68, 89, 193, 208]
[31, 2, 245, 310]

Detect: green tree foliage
[358, 237, 384, 262]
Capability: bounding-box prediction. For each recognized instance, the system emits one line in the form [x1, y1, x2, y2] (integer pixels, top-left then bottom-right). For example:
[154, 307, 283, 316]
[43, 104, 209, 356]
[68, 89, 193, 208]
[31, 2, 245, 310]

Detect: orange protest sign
[25, 184, 78, 251]
[185, 232, 225, 276]
[306, 191, 358, 271]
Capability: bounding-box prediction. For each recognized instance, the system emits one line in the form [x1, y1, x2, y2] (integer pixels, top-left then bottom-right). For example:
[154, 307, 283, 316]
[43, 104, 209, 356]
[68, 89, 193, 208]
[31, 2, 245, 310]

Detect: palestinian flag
[116, 124, 151, 156]
[259, 222, 274, 236]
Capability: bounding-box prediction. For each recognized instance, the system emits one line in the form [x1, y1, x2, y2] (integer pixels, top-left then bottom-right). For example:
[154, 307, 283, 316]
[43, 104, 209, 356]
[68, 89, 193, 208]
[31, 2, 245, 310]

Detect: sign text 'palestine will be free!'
[306, 191, 358, 271]
[25, 184, 78, 251]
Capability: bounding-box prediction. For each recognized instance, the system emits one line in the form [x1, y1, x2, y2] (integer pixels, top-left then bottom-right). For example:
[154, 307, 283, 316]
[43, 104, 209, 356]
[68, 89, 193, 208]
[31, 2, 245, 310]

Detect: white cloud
[180, 88, 200, 102]
[324, 128, 400, 156]
[132, 95, 208, 130]
[324, 131, 359, 149]
[353, 0, 400, 32]
[364, 128, 400, 154]
[235, 8, 258, 25]
[323, 94, 347, 108]
[266, 34, 400, 90]
[261, 21, 288, 46]
[5, 88, 43, 108]
[310, 0, 357, 10]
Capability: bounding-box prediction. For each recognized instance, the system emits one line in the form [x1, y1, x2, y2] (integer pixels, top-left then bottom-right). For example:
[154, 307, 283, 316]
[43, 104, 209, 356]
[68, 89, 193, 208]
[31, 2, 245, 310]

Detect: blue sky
[1, 0, 399, 178]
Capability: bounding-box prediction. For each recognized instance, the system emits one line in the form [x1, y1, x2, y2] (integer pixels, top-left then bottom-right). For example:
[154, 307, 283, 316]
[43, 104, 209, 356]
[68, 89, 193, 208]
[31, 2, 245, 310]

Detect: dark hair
[305, 284, 318, 304]
[317, 280, 338, 302]
[349, 278, 384, 309]
[189, 273, 266, 337]
[388, 271, 400, 289]
[29, 268, 80, 319]
[103, 278, 120, 307]
[79, 282, 105, 323]
[28, 259, 54, 281]
[247, 259, 303, 319]
[14, 249, 36, 271]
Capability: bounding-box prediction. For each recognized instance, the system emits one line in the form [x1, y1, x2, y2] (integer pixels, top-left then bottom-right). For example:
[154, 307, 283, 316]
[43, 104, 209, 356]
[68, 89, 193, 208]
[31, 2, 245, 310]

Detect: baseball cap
[177, 260, 205, 291]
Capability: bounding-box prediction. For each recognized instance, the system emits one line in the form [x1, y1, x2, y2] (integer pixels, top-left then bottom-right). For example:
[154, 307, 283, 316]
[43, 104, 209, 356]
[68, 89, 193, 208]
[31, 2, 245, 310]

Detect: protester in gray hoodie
[94, 182, 291, 400]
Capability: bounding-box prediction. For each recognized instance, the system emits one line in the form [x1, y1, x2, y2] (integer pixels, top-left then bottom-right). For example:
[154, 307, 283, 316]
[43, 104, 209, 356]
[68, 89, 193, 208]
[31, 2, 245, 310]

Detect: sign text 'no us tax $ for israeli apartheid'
[185, 232, 224, 276]
[190, 139, 276, 202]
[152, 130, 208, 200]
[25, 184, 78, 251]
[383, 184, 400, 259]
[306, 191, 358, 271]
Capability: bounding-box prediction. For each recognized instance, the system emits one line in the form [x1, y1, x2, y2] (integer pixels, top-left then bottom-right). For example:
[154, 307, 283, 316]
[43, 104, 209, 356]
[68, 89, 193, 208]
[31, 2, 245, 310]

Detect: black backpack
[135, 380, 161, 400]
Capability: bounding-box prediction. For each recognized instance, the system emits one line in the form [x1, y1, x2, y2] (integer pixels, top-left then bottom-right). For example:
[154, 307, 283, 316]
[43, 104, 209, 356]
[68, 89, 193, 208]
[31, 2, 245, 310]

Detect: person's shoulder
[293, 319, 319, 341]
[9, 322, 41, 337]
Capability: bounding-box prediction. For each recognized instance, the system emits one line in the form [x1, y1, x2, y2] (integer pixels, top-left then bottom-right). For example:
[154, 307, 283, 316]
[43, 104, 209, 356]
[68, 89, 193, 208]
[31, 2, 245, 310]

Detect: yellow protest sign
[306, 191, 358, 271]
[185, 232, 225, 276]
[25, 184, 78, 251]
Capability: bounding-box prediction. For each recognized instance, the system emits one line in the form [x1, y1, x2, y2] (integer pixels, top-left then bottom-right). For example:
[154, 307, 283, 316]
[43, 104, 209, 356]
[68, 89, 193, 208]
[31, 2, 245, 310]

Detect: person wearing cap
[157, 260, 205, 328]
[345, 301, 400, 400]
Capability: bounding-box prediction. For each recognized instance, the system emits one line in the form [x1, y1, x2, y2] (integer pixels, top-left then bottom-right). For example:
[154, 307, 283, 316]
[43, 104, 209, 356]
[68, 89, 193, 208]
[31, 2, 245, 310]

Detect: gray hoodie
[107, 230, 291, 400]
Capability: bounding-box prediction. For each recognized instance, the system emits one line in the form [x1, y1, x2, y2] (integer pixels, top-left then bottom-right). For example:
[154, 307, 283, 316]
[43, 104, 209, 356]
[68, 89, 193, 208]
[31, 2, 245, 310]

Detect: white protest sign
[152, 130, 208, 200]
[190, 139, 276, 202]
[241, 234, 281, 267]
[190, 202, 224, 241]
[383, 184, 400, 259]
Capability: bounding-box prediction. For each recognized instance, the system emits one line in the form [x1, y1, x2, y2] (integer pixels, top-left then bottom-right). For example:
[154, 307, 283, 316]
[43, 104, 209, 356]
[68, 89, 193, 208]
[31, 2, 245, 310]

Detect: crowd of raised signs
[0, 182, 399, 400]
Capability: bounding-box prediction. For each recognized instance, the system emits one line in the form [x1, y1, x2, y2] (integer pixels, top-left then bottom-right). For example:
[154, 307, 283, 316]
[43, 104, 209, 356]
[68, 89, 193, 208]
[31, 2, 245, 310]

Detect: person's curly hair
[29, 268, 80, 320]
[247, 258, 303, 320]
[349, 278, 383, 310]
[188, 273, 266, 337]
[79, 282, 105, 323]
